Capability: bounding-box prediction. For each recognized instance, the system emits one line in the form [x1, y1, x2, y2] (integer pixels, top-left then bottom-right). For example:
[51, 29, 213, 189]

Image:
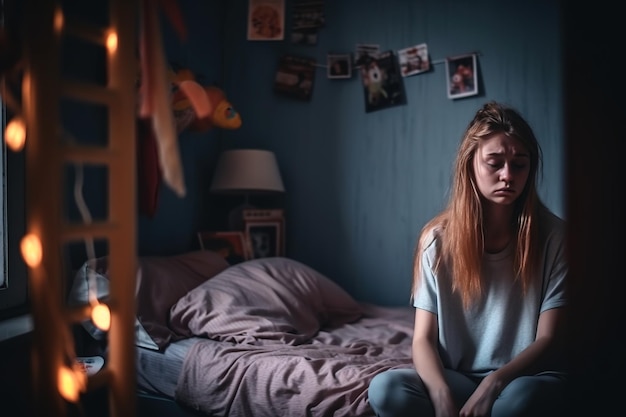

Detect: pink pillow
[169, 257, 363, 345]
[136, 250, 230, 348]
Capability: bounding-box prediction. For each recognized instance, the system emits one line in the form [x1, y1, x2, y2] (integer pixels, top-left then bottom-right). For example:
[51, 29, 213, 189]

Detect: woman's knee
[492, 374, 569, 417]
[368, 369, 427, 416]
[368, 371, 399, 410]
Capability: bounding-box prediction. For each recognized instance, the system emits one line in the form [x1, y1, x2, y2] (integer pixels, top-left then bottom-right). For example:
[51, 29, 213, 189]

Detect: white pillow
[67, 258, 158, 350]
[67, 250, 230, 350]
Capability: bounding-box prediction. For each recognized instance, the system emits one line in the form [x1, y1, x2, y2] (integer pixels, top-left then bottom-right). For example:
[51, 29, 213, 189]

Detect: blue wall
[141, 0, 564, 307]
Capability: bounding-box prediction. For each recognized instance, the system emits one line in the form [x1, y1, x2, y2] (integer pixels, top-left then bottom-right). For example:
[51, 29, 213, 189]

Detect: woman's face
[472, 133, 531, 206]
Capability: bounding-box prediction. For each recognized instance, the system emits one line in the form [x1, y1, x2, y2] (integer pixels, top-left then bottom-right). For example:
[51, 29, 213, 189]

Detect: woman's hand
[457, 308, 566, 416]
[458, 372, 502, 417]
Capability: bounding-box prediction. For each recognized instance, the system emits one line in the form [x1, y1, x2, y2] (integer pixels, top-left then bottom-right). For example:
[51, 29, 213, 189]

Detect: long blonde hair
[412, 101, 544, 309]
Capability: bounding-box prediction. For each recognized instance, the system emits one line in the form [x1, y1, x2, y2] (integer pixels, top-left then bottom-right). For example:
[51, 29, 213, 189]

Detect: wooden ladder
[23, 0, 138, 416]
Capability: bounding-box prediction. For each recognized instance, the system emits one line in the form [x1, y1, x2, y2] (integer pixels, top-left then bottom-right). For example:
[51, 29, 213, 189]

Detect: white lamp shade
[210, 149, 285, 193]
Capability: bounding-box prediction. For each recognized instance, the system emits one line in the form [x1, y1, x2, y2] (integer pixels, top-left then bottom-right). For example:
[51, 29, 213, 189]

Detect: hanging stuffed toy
[188, 85, 242, 131]
[137, 63, 242, 218]
[169, 68, 242, 133]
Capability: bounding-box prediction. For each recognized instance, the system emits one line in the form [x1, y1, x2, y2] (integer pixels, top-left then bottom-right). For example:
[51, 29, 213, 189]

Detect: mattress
[136, 337, 200, 399]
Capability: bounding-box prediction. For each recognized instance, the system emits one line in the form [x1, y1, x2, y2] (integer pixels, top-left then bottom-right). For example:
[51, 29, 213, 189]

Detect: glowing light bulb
[54, 8, 64, 33]
[58, 366, 83, 403]
[106, 31, 118, 54]
[20, 233, 42, 268]
[5, 117, 26, 151]
[91, 303, 111, 331]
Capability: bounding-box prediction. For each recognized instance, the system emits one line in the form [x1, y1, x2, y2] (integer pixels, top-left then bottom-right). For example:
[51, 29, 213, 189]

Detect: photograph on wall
[354, 43, 380, 67]
[359, 50, 407, 113]
[446, 53, 478, 99]
[197, 231, 252, 263]
[245, 221, 282, 259]
[247, 0, 285, 41]
[274, 54, 316, 101]
[291, 0, 325, 45]
[327, 54, 352, 79]
[397, 43, 430, 77]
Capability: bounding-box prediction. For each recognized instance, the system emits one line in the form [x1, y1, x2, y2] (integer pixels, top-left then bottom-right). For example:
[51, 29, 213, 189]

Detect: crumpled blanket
[175, 304, 415, 417]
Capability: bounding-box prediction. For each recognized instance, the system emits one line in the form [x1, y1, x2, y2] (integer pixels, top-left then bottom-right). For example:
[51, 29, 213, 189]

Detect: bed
[68, 250, 415, 416]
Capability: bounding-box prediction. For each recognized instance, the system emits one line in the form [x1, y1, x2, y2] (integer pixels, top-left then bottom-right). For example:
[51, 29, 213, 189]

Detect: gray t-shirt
[413, 209, 567, 377]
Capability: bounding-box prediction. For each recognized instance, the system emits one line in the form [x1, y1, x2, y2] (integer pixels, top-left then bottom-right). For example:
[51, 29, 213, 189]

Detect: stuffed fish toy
[170, 70, 242, 133]
[189, 85, 242, 131]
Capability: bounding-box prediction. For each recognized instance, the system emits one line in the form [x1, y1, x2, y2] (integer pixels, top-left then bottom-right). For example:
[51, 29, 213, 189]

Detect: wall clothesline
[312, 51, 481, 70]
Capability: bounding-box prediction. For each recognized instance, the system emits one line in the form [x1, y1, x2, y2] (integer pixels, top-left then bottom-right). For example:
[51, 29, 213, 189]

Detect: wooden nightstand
[198, 208, 286, 262]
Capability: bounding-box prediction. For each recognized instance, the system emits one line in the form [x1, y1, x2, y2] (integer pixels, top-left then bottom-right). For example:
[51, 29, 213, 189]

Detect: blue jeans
[368, 368, 569, 417]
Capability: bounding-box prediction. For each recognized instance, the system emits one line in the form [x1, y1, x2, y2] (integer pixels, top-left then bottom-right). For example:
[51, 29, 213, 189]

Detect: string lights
[57, 364, 86, 403]
[19, 233, 43, 268]
[4, 115, 25, 151]
[5, 6, 118, 404]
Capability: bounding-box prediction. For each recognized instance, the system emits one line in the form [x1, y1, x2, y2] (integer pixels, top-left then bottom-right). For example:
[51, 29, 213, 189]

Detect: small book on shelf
[242, 208, 284, 221]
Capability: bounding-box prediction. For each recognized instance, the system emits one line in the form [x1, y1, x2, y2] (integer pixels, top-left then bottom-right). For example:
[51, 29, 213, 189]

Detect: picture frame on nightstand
[243, 209, 285, 257]
[197, 231, 252, 262]
[245, 221, 282, 259]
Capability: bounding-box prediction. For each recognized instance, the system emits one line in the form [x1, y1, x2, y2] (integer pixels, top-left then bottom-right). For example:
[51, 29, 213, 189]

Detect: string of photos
[246, 0, 479, 112]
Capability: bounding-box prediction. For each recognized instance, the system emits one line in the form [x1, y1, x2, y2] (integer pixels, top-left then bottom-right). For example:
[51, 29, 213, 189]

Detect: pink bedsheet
[174, 304, 415, 417]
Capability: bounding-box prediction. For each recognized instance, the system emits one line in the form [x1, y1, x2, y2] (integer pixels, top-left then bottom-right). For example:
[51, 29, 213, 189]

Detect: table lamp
[210, 149, 285, 230]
